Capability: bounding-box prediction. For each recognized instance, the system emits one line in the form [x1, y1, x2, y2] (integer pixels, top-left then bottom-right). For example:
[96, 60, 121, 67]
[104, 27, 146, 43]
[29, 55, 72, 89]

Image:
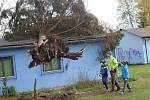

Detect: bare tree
[0, 0, 14, 38]
[0, 0, 5, 37]
[117, 0, 138, 29]
[136, 0, 150, 27]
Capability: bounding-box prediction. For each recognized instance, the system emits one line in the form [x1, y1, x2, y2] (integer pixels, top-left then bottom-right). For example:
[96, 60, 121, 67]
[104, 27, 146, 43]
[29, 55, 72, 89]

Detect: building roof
[0, 33, 120, 49]
[125, 26, 150, 38]
[0, 36, 104, 49]
[61, 34, 107, 42]
[0, 39, 34, 49]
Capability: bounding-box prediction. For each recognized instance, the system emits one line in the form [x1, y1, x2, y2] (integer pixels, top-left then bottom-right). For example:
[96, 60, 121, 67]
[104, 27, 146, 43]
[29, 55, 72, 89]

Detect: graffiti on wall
[116, 48, 144, 64]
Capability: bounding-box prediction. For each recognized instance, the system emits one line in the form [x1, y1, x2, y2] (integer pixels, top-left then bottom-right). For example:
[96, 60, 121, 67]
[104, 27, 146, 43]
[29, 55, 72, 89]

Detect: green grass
[79, 64, 150, 100]
[1, 64, 150, 100]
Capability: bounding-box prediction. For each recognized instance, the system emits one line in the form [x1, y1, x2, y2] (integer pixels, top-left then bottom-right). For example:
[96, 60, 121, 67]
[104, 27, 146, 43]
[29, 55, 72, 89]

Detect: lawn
[0, 64, 150, 100]
[78, 64, 150, 100]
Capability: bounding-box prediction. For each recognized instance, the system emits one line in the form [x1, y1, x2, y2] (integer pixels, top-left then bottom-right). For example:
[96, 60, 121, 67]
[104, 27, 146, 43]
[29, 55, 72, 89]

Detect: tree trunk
[38, 34, 46, 46]
[33, 78, 37, 99]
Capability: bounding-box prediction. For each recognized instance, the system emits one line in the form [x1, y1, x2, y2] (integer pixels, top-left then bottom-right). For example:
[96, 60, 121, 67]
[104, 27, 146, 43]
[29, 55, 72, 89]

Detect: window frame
[41, 58, 64, 74]
[0, 56, 16, 78]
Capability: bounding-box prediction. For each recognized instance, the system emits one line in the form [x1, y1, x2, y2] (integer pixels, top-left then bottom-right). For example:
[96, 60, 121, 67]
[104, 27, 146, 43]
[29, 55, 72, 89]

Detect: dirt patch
[1, 91, 107, 100]
[1, 89, 108, 100]
[0, 97, 16, 100]
[49, 93, 76, 100]
[17, 92, 76, 100]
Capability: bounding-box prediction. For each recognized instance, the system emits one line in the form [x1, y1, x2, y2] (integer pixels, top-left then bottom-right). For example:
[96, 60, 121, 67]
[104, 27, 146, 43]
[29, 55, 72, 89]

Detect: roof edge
[120, 29, 144, 38]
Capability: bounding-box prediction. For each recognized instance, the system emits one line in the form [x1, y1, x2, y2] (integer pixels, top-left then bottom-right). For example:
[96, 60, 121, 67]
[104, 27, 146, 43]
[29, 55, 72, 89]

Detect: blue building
[0, 36, 104, 93]
[115, 26, 150, 64]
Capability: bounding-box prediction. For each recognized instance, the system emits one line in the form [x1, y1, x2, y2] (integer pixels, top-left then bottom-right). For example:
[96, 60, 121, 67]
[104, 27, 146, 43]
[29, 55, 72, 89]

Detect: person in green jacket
[106, 51, 120, 92]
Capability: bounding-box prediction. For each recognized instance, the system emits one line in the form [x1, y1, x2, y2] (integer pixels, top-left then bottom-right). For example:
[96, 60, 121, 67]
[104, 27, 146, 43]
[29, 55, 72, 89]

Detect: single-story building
[115, 26, 150, 64]
[0, 36, 106, 93]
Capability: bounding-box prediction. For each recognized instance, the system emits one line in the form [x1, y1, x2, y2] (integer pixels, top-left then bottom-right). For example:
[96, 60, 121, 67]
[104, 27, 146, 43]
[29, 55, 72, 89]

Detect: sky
[84, 0, 118, 29]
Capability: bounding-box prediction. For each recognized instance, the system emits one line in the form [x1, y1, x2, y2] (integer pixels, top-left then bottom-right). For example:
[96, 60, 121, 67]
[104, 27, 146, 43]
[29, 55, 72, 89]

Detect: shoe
[128, 89, 132, 92]
[106, 89, 110, 92]
[118, 91, 124, 95]
[110, 89, 115, 92]
[116, 88, 120, 91]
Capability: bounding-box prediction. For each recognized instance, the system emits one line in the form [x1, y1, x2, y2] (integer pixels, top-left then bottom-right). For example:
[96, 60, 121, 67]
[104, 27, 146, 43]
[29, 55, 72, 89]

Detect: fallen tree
[27, 36, 86, 68]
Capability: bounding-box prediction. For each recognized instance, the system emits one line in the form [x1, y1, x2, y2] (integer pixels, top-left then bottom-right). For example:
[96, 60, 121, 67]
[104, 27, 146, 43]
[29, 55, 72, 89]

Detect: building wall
[115, 31, 146, 64]
[0, 41, 103, 92]
[145, 38, 150, 63]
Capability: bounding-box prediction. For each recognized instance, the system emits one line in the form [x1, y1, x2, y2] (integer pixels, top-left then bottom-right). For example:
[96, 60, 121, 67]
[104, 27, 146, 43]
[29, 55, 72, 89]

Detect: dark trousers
[123, 78, 131, 92]
[102, 76, 108, 90]
[110, 69, 120, 91]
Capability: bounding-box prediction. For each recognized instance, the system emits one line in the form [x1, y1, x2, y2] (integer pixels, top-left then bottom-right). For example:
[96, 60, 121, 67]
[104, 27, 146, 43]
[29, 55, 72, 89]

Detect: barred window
[43, 57, 61, 72]
[0, 56, 14, 77]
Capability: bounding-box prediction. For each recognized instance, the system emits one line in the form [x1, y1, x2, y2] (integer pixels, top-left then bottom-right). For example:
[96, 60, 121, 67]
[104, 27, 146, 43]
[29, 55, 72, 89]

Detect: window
[43, 57, 61, 72]
[0, 56, 14, 77]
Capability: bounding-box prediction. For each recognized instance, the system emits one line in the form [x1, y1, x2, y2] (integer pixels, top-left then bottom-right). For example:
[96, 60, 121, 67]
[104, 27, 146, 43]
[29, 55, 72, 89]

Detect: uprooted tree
[0, 0, 123, 68]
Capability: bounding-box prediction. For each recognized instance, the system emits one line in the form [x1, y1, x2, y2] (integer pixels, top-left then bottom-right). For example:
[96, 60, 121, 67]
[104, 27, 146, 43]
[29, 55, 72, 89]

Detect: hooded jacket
[106, 55, 118, 71]
[121, 65, 129, 78]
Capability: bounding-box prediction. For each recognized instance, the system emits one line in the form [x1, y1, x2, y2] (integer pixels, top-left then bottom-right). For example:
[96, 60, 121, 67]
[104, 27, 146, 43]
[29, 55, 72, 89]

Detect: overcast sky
[84, 0, 118, 28]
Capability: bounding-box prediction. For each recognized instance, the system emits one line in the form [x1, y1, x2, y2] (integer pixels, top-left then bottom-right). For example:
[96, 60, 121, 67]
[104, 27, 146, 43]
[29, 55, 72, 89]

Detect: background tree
[117, 0, 138, 29]
[1, 0, 105, 42]
[0, 0, 5, 37]
[0, 0, 14, 38]
[136, 0, 150, 27]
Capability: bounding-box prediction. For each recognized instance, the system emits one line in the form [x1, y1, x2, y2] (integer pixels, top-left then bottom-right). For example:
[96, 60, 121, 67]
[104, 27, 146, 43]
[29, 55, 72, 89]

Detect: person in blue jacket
[120, 61, 132, 94]
[99, 60, 109, 91]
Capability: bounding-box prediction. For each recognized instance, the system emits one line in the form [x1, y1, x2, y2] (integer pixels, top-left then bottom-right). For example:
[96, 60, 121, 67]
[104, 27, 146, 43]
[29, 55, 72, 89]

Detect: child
[119, 61, 132, 95]
[99, 60, 109, 91]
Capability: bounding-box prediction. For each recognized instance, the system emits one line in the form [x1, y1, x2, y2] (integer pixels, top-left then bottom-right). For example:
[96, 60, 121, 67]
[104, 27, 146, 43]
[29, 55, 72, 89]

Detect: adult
[106, 51, 120, 91]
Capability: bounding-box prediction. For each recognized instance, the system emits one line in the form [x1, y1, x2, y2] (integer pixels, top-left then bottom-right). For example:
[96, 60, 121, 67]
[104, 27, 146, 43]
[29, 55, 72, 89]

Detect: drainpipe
[144, 38, 148, 64]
